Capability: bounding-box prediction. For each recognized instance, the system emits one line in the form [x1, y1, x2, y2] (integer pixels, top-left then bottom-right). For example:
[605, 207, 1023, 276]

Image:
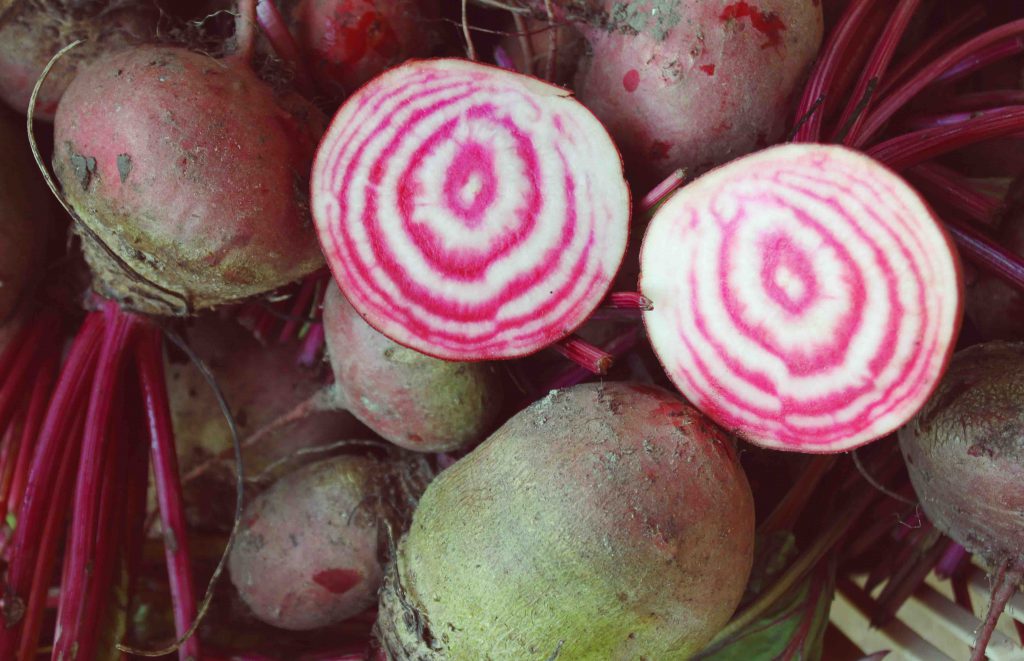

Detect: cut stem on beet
[311, 58, 630, 361]
[639, 144, 962, 453]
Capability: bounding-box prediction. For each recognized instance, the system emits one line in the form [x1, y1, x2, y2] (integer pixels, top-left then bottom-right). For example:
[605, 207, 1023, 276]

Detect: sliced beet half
[311, 58, 630, 361]
[640, 143, 963, 453]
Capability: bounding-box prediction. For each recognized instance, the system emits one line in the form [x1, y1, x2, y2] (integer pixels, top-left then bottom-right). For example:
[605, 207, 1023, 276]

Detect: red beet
[52, 43, 326, 314]
[311, 58, 630, 361]
[641, 143, 963, 452]
[0, 0, 156, 120]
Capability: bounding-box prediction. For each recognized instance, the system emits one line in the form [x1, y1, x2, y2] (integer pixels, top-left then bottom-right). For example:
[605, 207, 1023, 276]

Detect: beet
[322, 282, 503, 452]
[377, 382, 755, 659]
[228, 452, 429, 631]
[0, 0, 156, 120]
[52, 44, 326, 314]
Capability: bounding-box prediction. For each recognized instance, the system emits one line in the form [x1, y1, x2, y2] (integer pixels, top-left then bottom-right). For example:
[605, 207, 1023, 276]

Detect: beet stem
[234, 0, 258, 63]
[544, 326, 640, 392]
[255, 0, 317, 97]
[0, 316, 57, 435]
[298, 322, 325, 367]
[908, 163, 1002, 225]
[970, 560, 1022, 661]
[137, 326, 201, 661]
[832, 0, 921, 146]
[943, 215, 1024, 293]
[461, 0, 477, 61]
[53, 304, 137, 660]
[278, 272, 323, 344]
[552, 334, 613, 374]
[639, 169, 686, 212]
[758, 456, 836, 536]
[857, 19, 1024, 147]
[936, 36, 1024, 86]
[792, 0, 881, 143]
[0, 314, 104, 657]
[602, 292, 653, 311]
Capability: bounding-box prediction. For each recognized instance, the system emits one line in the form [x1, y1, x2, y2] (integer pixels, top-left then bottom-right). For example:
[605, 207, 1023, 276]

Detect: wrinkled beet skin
[378, 382, 755, 660]
[568, 0, 823, 185]
[899, 342, 1024, 566]
[0, 1, 155, 120]
[322, 283, 502, 452]
[52, 46, 326, 314]
[228, 455, 388, 630]
[281, 0, 442, 100]
[0, 108, 49, 321]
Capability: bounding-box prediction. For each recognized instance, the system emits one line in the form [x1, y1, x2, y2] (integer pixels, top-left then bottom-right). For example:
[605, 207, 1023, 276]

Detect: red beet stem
[943, 90, 1024, 112]
[255, 0, 316, 97]
[879, 4, 986, 96]
[793, 0, 882, 143]
[832, 0, 921, 146]
[867, 106, 1024, 170]
[552, 334, 613, 375]
[0, 315, 58, 435]
[0, 314, 104, 656]
[137, 325, 201, 661]
[14, 406, 86, 661]
[299, 322, 325, 367]
[907, 163, 1002, 225]
[934, 542, 969, 579]
[279, 272, 325, 344]
[639, 169, 686, 212]
[943, 215, 1024, 293]
[545, 326, 640, 392]
[857, 19, 1024, 147]
[602, 292, 653, 311]
[936, 36, 1024, 86]
[899, 108, 1024, 132]
[1, 350, 58, 528]
[53, 304, 138, 660]
[234, 0, 257, 63]
[969, 560, 1022, 661]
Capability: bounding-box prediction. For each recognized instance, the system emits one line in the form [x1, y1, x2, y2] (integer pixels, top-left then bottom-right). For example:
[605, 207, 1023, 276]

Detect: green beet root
[377, 381, 755, 660]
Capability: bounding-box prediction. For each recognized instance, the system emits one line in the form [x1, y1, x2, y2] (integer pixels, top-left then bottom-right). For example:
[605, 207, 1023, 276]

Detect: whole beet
[229, 453, 429, 630]
[377, 382, 755, 660]
[899, 342, 1024, 566]
[323, 283, 502, 452]
[0, 107, 49, 321]
[52, 45, 326, 314]
[0, 0, 156, 119]
[551, 0, 823, 185]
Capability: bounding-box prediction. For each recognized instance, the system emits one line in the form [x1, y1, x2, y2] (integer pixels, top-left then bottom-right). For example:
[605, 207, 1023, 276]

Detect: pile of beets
[0, 0, 1022, 659]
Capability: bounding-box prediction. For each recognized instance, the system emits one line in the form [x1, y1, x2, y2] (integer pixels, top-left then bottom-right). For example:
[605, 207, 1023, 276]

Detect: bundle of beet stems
[0, 0, 1023, 659]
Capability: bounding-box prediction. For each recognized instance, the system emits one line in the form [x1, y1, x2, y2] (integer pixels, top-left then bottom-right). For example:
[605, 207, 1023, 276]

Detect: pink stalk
[0, 317, 57, 435]
[52, 304, 138, 660]
[639, 169, 686, 212]
[832, 0, 921, 146]
[552, 334, 613, 375]
[0, 426, 20, 529]
[602, 292, 653, 311]
[867, 106, 1024, 170]
[792, 0, 882, 143]
[934, 542, 969, 579]
[0, 314, 104, 656]
[255, 0, 316, 97]
[278, 272, 323, 344]
[943, 216, 1024, 293]
[493, 45, 515, 71]
[935, 36, 1024, 86]
[907, 163, 1002, 225]
[857, 19, 1024, 147]
[298, 322, 325, 367]
[879, 4, 986, 96]
[546, 326, 639, 391]
[14, 406, 85, 661]
[137, 325, 200, 661]
[234, 0, 258, 63]
[943, 90, 1024, 112]
[74, 387, 127, 658]
[969, 560, 1022, 661]
[899, 108, 1024, 132]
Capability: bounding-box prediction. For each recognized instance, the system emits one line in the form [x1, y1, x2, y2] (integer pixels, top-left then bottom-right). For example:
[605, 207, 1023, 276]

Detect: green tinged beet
[52, 45, 325, 314]
[323, 283, 503, 452]
[899, 342, 1024, 566]
[377, 381, 755, 660]
[229, 453, 429, 630]
[0, 108, 48, 321]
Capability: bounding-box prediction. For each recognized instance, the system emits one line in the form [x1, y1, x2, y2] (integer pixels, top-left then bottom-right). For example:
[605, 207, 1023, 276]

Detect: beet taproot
[229, 452, 428, 631]
[322, 282, 503, 453]
[377, 381, 755, 660]
[52, 44, 326, 314]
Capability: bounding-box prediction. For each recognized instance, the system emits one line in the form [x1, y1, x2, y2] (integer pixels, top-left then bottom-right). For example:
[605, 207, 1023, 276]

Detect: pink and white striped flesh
[640, 144, 962, 453]
[311, 58, 630, 361]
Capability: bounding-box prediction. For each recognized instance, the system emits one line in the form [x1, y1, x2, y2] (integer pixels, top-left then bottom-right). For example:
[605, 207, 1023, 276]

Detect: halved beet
[640, 143, 963, 453]
[311, 58, 630, 361]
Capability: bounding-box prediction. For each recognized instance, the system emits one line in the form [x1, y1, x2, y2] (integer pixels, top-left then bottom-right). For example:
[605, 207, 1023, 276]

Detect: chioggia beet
[376, 381, 755, 660]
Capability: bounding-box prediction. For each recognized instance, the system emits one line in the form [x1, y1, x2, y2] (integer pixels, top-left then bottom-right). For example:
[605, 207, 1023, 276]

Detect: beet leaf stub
[311, 58, 630, 361]
[640, 144, 962, 453]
